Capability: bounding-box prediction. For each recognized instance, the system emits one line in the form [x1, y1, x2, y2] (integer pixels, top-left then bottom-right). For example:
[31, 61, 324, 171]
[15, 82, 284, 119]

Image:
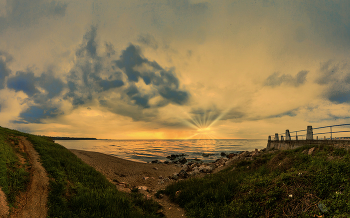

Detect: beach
[69, 149, 187, 218]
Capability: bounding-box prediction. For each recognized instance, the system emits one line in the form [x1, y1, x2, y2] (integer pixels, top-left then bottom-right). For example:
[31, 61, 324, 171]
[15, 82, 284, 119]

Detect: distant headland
[50, 137, 97, 140]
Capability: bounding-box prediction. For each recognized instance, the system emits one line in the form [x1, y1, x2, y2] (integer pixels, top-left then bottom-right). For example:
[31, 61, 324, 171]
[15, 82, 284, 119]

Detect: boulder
[240, 151, 250, 157]
[227, 153, 237, 159]
[308, 147, 315, 155]
[202, 153, 214, 157]
[151, 160, 160, 164]
[179, 157, 187, 164]
[138, 186, 148, 191]
[178, 169, 189, 178]
[171, 173, 179, 180]
[221, 152, 227, 157]
[199, 165, 213, 173]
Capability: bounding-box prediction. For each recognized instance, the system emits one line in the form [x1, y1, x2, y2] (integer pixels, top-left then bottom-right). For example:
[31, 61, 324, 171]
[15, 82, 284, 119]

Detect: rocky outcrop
[152, 148, 267, 184]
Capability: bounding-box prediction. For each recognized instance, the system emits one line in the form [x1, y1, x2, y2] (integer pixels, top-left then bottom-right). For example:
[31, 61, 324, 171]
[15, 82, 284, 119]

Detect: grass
[0, 126, 162, 217]
[0, 127, 30, 207]
[161, 144, 350, 217]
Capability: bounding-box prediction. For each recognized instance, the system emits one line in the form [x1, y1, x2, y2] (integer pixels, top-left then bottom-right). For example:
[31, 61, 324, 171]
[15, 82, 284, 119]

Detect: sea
[56, 139, 267, 163]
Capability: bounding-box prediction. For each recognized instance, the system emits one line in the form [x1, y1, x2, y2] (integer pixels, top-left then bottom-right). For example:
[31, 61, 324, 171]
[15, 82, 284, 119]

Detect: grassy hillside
[0, 126, 161, 218]
[160, 144, 350, 217]
[0, 127, 29, 207]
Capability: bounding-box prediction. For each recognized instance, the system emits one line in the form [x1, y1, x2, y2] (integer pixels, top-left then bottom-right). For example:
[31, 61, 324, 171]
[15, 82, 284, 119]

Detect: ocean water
[56, 139, 267, 163]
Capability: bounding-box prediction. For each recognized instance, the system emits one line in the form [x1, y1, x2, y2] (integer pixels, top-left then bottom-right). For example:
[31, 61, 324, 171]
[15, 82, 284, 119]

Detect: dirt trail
[0, 187, 9, 218]
[70, 149, 187, 218]
[10, 137, 49, 218]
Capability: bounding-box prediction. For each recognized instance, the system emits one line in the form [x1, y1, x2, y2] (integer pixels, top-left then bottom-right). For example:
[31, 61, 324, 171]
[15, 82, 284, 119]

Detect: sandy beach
[70, 149, 187, 218]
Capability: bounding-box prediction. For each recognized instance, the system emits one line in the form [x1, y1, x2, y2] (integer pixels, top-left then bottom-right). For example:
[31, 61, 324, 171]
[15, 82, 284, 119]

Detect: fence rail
[269, 124, 350, 141]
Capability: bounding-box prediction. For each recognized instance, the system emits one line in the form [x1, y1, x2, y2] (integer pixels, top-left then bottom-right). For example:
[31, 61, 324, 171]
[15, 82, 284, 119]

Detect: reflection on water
[56, 139, 267, 163]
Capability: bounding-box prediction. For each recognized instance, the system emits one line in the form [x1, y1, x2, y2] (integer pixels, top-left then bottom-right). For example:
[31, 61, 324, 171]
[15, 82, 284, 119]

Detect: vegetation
[0, 126, 161, 217]
[161, 144, 350, 217]
[0, 127, 30, 207]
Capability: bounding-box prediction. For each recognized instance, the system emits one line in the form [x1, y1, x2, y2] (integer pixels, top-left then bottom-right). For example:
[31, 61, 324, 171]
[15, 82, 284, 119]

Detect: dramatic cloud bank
[1, 0, 350, 139]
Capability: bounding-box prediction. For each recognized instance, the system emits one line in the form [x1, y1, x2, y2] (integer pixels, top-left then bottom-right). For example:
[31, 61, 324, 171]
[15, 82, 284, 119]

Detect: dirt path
[70, 149, 187, 218]
[0, 187, 9, 218]
[10, 137, 49, 218]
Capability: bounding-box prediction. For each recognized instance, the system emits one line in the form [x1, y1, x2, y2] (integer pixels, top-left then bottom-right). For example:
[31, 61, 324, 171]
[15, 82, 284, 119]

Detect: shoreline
[69, 148, 266, 217]
[69, 149, 187, 218]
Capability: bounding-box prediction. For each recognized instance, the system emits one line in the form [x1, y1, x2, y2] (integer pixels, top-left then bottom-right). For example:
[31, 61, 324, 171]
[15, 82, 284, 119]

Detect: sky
[1, 0, 350, 139]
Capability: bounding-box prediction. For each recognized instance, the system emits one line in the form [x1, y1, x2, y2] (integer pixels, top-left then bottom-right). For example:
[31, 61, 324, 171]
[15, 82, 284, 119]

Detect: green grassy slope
[0, 126, 161, 218]
[161, 145, 350, 217]
[0, 127, 30, 207]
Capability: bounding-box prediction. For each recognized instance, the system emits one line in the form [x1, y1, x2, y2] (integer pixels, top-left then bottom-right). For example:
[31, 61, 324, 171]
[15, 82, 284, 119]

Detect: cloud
[315, 60, 350, 103]
[12, 105, 62, 124]
[0, 0, 67, 32]
[0, 51, 12, 89]
[7, 69, 64, 99]
[264, 70, 308, 87]
[267, 109, 298, 119]
[114, 44, 190, 106]
[301, 1, 350, 49]
[38, 72, 64, 99]
[76, 26, 98, 58]
[7, 71, 39, 97]
[137, 34, 158, 49]
[1, 25, 190, 125]
[13, 26, 189, 122]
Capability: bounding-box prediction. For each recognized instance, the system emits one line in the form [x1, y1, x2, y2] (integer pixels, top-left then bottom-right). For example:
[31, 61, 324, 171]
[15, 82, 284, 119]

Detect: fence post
[330, 127, 332, 140]
[286, 129, 291, 141]
[274, 133, 279, 141]
[306, 126, 313, 140]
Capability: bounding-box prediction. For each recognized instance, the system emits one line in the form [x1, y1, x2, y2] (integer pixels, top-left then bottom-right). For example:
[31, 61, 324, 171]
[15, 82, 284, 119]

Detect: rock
[151, 160, 160, 164]
[138, 186, 148, 191]
[199, 165, 213, 173]
[252, 150, 260, 157]
[318, 203, 328, 213]
[182, 164, 191, 172]
[171, 173, 179, 180]
[175, 190, 181, 197]
[164, 160, 169, 164]
[221, 152, 227, 157]
[308, 147, 315, 155]
[178, 157, 187, 164]
[166, 154, 187, 160]
[240, 151, 250, 157]
[202, 153, 214, 157]
[153, 167, 158, 170]
[156, 209, 166, 217]
[261, 148, 267, 152]
[159, 176, 163, 179]
[178, 169, 189, 178]
[227, 153, 237, 159]
[167, 154, 177, 160]
[225, 158, 234, 166]
[143, 177, 149, 180]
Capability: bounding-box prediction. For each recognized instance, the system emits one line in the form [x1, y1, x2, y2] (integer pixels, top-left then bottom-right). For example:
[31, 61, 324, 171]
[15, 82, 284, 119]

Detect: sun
[197, 127, 211, 133]
[181, 107, 232, 139]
